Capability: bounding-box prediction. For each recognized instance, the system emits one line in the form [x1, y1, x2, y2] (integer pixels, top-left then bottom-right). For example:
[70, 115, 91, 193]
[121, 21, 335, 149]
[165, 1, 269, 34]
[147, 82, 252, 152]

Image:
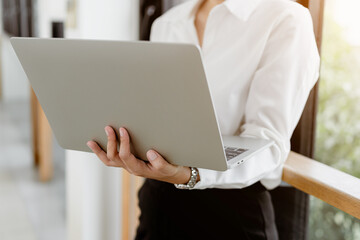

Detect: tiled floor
[0, 100, 66, 240]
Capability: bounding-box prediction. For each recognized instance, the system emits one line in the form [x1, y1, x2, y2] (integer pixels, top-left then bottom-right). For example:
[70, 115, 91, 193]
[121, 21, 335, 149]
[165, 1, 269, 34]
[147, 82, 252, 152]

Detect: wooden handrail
[283, 151, 360, 219]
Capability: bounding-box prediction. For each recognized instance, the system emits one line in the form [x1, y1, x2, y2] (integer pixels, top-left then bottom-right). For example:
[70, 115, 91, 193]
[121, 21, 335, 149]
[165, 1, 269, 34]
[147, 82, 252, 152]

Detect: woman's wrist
[169, 166, 191, 184]
[170, 166, 200, 185]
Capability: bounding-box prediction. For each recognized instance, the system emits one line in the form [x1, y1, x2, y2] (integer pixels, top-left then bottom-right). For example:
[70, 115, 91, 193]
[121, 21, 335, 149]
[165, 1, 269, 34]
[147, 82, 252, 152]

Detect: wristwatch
[174, 167, 199, 189]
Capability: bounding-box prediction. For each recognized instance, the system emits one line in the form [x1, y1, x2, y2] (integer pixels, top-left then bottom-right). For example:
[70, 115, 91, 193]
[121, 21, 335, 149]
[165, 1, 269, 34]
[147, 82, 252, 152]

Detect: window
[311, 0, 360, 239]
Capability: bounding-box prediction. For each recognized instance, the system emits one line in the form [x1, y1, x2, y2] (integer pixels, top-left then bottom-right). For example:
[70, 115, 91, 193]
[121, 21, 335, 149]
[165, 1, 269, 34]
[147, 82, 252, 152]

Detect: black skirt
[135, 179, 279, 240]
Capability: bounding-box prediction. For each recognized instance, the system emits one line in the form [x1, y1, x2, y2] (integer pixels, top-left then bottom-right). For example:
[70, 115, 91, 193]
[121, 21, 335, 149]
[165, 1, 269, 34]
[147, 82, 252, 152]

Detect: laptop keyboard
[224, 146, 248, 161]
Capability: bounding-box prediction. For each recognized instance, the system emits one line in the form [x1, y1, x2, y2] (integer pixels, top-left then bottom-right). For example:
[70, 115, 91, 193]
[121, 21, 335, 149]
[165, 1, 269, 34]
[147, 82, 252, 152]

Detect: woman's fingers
[119, 127, 149, 176]
[87, 141, 115, 166]
[118, 127, 132, 160]
[105, 126, 118, 160]
[146, 149, 191, 184]
[146, 150, 167, 171]
[117, 128, 176, 178]
[89, 126, 189, 183]
[146, 149, 178, 176]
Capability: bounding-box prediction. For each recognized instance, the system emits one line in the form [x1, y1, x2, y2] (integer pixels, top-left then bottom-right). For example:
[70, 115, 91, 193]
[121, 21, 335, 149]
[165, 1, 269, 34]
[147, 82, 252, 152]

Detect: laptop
[10, 37, 273, 171]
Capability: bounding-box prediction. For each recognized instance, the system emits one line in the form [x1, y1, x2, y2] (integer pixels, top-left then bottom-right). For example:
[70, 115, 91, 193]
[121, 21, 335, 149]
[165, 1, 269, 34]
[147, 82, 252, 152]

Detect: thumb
[147, 149, 160, 162]
[146, 150, 167, 169]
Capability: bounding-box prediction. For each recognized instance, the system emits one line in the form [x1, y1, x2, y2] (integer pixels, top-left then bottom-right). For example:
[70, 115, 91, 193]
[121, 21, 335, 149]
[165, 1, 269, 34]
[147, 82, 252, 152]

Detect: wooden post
[121, 172, 131, 240]
[38, 100, 53, 181]
[122, 171, 144, 240]
[31, 89, 54, 181]
[31, 89, 39, 166]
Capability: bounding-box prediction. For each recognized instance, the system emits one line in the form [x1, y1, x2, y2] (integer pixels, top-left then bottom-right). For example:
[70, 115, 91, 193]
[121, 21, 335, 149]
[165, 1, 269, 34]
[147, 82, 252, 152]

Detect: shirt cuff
[190, 143, 285, 190]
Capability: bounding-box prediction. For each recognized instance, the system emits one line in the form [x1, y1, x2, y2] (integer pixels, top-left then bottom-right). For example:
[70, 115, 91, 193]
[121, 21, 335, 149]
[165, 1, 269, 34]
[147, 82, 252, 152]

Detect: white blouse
[150, 0, 320, 190]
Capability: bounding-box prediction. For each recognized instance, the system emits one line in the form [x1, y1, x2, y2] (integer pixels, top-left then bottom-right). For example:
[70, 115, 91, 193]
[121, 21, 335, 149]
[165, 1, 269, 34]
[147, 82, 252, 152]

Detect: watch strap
[174, 167, 199, 190]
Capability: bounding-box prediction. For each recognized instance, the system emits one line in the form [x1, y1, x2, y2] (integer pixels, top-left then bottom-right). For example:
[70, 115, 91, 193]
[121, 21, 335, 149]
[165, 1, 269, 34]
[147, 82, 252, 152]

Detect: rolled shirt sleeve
[193, 7, 320, 190]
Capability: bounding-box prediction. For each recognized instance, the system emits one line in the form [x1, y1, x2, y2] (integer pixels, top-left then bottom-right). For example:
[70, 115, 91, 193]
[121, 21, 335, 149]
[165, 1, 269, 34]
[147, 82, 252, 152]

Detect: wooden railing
[283, 152, 360, 219]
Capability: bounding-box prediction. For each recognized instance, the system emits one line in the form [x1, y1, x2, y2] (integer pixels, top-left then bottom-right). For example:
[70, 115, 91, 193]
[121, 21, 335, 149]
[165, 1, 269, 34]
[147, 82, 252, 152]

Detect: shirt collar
[189, 0, 262, 22]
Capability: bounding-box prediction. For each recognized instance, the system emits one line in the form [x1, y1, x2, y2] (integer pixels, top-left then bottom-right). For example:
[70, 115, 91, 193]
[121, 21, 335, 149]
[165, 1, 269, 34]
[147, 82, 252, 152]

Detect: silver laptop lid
[11, 38, 228, 171]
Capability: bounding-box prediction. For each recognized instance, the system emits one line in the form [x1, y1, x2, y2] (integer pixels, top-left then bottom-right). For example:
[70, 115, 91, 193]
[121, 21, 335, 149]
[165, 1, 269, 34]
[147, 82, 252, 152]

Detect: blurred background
[0, 0, 359, 239]
[311, 0, 360, 239]
[1, 1, 138, 239]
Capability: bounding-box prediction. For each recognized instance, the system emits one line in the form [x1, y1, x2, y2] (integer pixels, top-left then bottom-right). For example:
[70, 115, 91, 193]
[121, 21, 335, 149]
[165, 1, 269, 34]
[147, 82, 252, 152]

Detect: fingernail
[119, 128, 124, 137]
[86, 142, 92, 148]
[148, 150, 157, 161]
[105, 128, 110, 136]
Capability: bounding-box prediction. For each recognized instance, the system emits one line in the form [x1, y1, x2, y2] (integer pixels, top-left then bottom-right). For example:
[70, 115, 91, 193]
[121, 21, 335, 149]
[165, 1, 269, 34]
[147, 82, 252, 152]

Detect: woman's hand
[87, 126, 192, 185]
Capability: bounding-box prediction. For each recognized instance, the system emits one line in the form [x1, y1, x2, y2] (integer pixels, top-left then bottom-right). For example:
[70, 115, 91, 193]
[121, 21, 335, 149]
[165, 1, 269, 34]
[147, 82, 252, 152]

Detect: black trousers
[135, 179, 279, 240]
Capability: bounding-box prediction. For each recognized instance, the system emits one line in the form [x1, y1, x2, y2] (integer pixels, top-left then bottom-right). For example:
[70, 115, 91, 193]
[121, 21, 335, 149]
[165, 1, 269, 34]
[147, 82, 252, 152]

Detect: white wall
[36, 0, 67, 38]
[0, 0, 67, 102]
[1, 35, 29, 101]
[76, 0, 138, 40]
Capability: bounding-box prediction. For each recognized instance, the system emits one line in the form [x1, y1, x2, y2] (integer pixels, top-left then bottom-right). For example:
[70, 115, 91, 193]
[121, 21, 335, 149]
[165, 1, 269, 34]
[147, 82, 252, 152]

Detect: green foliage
[309, 13, 360, 240]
